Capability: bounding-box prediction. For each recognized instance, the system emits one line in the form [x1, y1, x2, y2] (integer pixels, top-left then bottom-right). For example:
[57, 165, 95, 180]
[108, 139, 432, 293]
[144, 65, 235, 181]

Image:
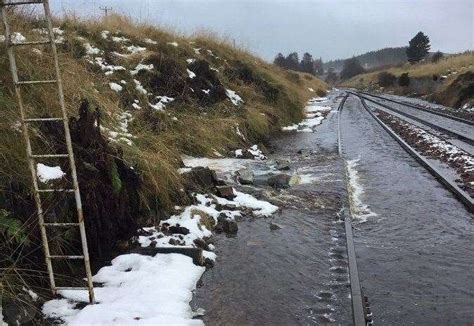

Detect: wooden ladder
[1, 0, 95, 303]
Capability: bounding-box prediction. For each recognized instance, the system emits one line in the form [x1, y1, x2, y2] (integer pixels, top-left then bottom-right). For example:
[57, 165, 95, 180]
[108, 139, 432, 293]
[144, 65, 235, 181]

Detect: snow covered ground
[43, 254, 205, 325]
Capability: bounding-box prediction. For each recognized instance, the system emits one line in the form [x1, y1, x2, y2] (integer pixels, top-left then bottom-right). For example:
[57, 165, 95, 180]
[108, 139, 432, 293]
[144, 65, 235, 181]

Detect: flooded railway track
[339, 93, 474, 325]
[351, 92, 474, 152]
[347, 93, 473, 212]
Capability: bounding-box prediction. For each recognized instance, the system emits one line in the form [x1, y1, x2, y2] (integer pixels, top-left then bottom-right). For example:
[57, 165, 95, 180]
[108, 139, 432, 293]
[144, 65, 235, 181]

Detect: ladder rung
[44, 223, 80, 227]
[24, 117, 63, 122]
[48, 255, 84, 260]
[55, 287, 90, 291]
[31, 154, 69, 158]
[37, 189, 75, 193]
[10, 40, 50, 47]
[1, 1, 43, 6]
[16, 80, 57, 85]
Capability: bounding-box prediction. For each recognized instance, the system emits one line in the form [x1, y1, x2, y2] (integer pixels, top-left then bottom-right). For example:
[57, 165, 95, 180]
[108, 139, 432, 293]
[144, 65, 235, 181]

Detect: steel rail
[337, 93, 368, 326]
[355, 95, 474, 213]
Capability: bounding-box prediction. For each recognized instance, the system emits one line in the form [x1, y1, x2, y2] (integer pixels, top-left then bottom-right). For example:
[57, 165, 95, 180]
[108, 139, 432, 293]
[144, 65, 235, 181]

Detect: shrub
[431, 51, 444, 63]
[432, 74, 438, 81]
[340, 57, 365, 79]
[398, 72, 410, 87]
[378, 72, 397, 87]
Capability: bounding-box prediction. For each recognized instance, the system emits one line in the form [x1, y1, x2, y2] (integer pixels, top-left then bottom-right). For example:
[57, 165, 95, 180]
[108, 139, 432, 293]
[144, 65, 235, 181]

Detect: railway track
[337, 90, 473, 325]
[350, 92, 474, 155]
[347, 93, 473, 213]
[358, 91, 474, 126]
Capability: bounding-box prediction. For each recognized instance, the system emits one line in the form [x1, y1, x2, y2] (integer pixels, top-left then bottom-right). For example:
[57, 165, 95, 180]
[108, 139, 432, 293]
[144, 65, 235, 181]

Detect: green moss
[110, 160, 123, 194]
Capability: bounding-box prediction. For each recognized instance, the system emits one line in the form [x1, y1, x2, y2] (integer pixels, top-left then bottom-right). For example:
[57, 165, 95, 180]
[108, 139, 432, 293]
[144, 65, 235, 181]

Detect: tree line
[273, 52, 324, 76]
[274, 31, 442, 83]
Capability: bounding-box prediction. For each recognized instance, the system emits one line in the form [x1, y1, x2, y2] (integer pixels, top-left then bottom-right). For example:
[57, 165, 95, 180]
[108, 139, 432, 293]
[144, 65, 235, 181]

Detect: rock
[168, 238, 184, 246]
[276, 159, 291, 170]
[241, 150, 255, 159]
[216, 179, 227, 186]
[215, 214, 238, 235]
[269, 222, 282, 231]
[216, 185, 235, 199]
[185, 166, 219, 191]
[193, 238, 210, 250]
[236, 168, 254, 185]
[267, 174, 291, 189]
[168, 225, 190, 235]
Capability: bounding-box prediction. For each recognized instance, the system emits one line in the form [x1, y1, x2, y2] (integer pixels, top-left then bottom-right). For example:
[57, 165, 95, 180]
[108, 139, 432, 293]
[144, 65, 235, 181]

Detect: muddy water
[194, 94, 353, 325]
[340, 95, 474, 325]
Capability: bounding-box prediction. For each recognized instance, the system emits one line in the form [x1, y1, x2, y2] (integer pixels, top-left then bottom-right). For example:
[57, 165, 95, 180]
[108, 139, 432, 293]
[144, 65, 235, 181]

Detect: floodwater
[194, 91, 474, 325]
[340, 94, 474, 325]
[193, 93, 353, 325]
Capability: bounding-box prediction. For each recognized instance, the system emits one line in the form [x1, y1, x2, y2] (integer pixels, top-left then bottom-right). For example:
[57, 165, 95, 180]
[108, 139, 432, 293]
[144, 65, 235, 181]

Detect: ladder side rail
[42, 0, 95, 303]
[1, 3, 57, 293]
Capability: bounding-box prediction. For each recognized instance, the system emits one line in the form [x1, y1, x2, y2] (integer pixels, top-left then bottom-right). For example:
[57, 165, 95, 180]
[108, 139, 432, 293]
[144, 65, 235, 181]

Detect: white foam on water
[345, 158, 377, 223]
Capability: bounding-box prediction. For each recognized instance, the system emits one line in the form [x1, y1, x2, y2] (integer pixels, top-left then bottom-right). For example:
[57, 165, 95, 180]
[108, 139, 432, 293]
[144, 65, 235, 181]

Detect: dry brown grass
[0, 13, 327, 212]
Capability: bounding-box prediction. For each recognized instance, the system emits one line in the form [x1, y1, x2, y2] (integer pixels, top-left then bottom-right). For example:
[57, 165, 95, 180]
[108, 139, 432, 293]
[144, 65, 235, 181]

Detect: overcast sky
[51, 0, 473, 61]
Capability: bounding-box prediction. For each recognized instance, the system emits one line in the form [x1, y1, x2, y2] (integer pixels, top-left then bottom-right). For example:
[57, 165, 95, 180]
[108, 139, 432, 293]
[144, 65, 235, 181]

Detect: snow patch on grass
[83, 42, 101, 55]
[187, 69, 196, 79]
[226, 89, 243, 106]
[131, 63, 154, 75]
[133, 79, 148, 95]
[42, 253, 204, 325]
[126, 45, 146, 54]
[109, 82, 123, 92]
[149, 96, 174, 111]
[144, 38, 158, 45]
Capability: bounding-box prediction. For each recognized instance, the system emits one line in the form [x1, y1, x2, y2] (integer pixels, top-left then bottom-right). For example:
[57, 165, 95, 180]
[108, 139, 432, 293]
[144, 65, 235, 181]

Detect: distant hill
[324, 47, 408, 73]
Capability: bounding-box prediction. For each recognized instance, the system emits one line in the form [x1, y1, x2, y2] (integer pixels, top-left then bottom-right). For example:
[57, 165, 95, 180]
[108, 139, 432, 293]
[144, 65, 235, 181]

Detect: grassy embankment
[342, 52, 474, 108]
[0, 13, 327, 301]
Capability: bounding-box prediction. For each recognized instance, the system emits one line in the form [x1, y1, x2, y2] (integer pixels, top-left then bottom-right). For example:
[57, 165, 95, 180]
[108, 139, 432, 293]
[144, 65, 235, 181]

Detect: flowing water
[193, 94, 353, 325]
[194, 91, 474, 325]
[340, 94, 474, 325]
